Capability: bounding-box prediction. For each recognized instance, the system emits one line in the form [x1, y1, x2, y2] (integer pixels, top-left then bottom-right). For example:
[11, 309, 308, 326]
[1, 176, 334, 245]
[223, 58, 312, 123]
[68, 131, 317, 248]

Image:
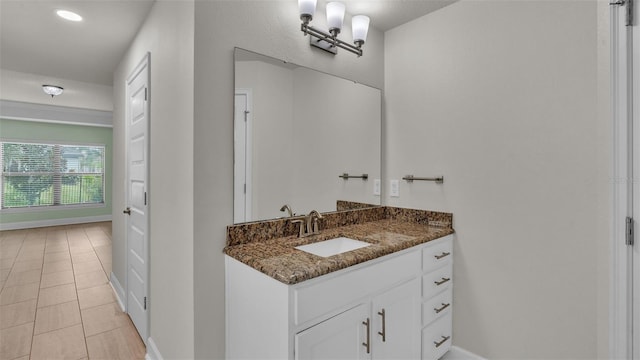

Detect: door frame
[611, 2, 634, 358]
[234, 88, 252, 223]
[124, 52, 151, 344]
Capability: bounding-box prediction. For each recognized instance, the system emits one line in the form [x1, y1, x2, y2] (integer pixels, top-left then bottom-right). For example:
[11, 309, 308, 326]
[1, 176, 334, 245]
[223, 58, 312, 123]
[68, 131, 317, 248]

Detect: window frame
[1, 138, 107, 212]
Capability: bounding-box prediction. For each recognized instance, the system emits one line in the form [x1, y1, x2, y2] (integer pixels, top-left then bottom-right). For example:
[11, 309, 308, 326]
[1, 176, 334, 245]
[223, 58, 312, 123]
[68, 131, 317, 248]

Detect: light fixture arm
[301, 22, 363, 57]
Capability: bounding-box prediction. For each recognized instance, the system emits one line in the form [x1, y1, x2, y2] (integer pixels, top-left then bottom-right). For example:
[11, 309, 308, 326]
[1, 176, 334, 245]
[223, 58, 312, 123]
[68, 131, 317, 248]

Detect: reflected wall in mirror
[234, 48, 381, 224]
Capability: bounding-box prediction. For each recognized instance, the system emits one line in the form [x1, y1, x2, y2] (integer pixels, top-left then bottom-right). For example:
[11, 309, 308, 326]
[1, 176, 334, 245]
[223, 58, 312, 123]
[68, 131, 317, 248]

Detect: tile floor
[0, 222, 146, 359]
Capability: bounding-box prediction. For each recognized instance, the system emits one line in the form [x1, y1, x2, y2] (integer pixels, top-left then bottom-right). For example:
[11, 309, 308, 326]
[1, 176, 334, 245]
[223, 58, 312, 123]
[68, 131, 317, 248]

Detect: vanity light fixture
[42, 85, 64, 97]
[298, 0, 370, 57]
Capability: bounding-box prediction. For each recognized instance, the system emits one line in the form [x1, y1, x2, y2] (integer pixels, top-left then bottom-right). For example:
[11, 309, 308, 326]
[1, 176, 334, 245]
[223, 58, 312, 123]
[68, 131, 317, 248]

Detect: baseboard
[110, 272, 126, 312]
[442, 346, 486, 360]
[0, 215, 112, 230]
[145, 337, 163, 360]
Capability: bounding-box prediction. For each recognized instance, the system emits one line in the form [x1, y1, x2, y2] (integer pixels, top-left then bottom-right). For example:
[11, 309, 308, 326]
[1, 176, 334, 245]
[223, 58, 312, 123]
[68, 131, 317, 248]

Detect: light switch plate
[373, 179, 381, 196]
[390, 180, 400, 197]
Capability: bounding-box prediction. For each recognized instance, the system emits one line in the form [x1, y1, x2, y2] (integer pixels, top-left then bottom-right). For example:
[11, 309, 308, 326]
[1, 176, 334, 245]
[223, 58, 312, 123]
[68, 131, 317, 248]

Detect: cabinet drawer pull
[377, 309, 386, 342]
[434, 277, 450, 286]
[434, 252, 450, 260]
[434, 303, 450, 314]
[362, 318, 370, 354]
[434, 335, 451, 348]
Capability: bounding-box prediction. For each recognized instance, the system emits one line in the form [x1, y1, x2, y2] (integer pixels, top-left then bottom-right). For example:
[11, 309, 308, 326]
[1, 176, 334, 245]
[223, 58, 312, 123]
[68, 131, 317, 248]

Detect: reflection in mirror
[233, 48, 381, 224]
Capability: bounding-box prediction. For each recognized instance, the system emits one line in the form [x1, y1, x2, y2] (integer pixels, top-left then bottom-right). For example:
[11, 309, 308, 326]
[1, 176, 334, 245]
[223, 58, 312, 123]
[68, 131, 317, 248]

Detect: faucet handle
[312, 217, 321, 233]
[292, 219, 306, 237]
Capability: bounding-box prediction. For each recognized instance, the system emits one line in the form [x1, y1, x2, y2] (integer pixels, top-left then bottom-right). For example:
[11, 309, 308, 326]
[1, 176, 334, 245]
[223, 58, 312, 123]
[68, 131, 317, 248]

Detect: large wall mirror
[234, 48, 381, 224]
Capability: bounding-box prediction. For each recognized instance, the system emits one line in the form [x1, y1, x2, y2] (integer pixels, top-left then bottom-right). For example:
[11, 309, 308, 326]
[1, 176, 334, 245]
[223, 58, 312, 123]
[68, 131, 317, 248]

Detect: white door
[295, 303, 371, 360]
[371, 278, 421, 360]
[125, 53, 150, 343]
[234, 89, 252, 223]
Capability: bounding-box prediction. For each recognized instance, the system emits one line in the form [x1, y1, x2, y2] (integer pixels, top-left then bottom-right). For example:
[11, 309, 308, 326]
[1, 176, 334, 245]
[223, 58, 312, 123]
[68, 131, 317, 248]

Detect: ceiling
[0, 0, 154, 86]
[0, 0, 455, 87]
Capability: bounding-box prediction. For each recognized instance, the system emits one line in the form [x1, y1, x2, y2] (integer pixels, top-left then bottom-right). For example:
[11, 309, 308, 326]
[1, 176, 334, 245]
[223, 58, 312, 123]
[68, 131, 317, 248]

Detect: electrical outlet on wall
[373, 179, 381, 196]
[390, 180, 400, 197]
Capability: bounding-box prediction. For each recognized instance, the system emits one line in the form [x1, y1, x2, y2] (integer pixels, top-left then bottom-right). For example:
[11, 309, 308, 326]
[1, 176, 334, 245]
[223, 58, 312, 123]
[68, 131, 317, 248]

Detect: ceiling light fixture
[298, 0, 370, 57]
[56, 10, 83, 22]
[42, 85, 64, 97]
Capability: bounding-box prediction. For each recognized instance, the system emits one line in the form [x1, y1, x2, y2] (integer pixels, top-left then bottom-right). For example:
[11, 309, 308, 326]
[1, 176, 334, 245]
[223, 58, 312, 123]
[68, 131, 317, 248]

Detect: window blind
[1, 141, 105, 209]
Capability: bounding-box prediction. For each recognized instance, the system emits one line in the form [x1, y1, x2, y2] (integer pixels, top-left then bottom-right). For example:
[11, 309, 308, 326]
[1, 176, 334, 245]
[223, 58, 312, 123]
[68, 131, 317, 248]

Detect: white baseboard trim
[110, 272, 126, 312]
[0, 215, 112, 230]
[442, 346, 486, 360]
[145, 337, 163, 360]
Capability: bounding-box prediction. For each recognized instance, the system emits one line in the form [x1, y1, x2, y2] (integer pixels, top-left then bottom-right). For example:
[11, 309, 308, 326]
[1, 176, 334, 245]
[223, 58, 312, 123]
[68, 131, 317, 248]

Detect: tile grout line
[27, 227, 45, 360]
[77, 226, 95, 359]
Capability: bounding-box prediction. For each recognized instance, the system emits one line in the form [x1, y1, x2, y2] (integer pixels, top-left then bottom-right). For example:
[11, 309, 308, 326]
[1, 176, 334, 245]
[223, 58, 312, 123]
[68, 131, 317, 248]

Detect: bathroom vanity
[225, 206, 454, 359]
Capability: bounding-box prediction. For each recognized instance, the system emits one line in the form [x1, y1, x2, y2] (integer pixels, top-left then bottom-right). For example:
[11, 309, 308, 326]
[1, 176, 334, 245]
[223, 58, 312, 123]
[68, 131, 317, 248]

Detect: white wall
[0, 69, 113, 111]
[193, 1, 384, 357]
[112, 1, 194, 358]
[385, 0, 609, 358]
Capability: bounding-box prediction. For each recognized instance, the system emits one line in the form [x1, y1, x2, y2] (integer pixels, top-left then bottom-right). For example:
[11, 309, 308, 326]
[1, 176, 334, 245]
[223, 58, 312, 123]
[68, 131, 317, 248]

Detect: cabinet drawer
[422, 264, 452, 299]
[422, 315, 452, 360]
[422, 290, 452, 328]
[295, 250, 421, 326]
[422, 237, 452, 273]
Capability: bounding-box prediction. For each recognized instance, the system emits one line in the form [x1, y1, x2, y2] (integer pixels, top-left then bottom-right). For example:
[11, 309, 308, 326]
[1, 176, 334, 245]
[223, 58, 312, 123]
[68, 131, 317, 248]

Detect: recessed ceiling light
[56, 10, 82, 22]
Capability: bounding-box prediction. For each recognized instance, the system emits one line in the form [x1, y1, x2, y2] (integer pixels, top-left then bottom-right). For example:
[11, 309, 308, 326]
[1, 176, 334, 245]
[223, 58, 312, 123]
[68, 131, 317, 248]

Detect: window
[1, 141, 105, 209]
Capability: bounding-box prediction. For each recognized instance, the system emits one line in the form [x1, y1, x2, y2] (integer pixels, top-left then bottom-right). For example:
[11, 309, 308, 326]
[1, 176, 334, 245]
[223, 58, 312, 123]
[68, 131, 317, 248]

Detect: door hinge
[626, 216, 634, 245]
[144, 88, 148, 101]
[144, 192, 147, 206]
[244, 110, 250, 122]
[611, 0, 634, 26]
[144, 296, 147, 310]
[244, 183, 246, 194]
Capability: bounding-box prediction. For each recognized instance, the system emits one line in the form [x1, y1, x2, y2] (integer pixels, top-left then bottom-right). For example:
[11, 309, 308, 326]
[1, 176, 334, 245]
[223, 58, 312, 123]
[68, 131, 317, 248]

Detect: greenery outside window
[1, 141, 105, 209]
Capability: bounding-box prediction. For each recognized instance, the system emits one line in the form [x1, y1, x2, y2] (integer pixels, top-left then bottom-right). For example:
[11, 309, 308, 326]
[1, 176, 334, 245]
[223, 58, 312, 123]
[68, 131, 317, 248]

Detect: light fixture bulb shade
[56, 10, 82, 22]
[42, 85, 64, 97]
[298, 0, 317, 18]
[352, 15, 370, 43]
[326, 2, 346, 32]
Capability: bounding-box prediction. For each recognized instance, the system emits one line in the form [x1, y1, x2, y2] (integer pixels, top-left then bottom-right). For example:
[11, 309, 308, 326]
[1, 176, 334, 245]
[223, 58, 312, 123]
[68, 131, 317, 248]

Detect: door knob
[123, 207, 131, 215]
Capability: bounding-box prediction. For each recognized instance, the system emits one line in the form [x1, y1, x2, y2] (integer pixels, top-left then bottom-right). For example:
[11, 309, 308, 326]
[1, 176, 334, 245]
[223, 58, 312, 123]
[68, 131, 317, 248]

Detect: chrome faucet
[306, 210, 323, 235]
[280, 204, 293, 217]
[292, 209, 324, 237]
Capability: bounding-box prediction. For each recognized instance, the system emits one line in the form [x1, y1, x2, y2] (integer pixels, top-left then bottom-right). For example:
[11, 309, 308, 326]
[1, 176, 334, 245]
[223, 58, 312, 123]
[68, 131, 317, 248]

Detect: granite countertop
[224, 219, 454, 285]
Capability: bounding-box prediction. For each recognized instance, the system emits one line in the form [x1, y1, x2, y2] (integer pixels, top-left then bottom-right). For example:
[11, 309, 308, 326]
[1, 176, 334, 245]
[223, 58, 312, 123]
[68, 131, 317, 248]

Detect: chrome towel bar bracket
[339, 173, 368, 180]
[403, 175, 444, 184]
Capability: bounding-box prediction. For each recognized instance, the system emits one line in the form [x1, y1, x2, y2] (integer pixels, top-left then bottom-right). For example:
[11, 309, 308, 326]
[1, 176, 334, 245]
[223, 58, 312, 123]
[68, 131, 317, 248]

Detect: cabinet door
[295, 303, 371, 360]
[372, 278, 421, 360]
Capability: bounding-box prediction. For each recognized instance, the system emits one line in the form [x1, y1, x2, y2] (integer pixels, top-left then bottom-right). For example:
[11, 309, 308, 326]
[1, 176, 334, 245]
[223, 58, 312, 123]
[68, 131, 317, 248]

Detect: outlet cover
[373, 179, 381, 196]
[390, 180, 400, 197]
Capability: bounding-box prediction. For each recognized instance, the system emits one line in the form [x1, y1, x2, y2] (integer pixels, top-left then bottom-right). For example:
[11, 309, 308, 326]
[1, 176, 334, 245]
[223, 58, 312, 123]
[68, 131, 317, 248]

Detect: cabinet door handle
[377, 309, 386, 342]
[434, 252, 450, 260]
[362, 318, 370, 354]
[434, 277, 450, 286]
[434, 303, 450, 314]
[434, 335, 451, 348]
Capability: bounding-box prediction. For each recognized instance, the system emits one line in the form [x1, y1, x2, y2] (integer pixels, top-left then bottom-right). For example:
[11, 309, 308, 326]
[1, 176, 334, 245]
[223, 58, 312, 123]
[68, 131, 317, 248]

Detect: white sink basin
[295, 237, 371, 258]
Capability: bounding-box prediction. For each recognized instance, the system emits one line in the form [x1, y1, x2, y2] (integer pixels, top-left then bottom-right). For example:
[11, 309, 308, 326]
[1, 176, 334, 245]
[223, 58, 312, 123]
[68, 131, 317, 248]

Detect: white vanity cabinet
[421, 237, 453, 360]
[296, 278, 421, 360]
[225, 234, 453, 360]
